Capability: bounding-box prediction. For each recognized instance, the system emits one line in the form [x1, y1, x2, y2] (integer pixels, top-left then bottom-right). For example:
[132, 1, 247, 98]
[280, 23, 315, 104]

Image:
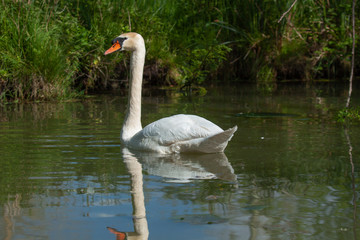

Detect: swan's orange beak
[104, 41, 121, 55]
[107, 227, 127, 240]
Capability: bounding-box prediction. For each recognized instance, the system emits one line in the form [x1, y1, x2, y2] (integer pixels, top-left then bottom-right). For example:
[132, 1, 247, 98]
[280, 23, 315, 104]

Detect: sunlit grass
[0, 0, 356, 101]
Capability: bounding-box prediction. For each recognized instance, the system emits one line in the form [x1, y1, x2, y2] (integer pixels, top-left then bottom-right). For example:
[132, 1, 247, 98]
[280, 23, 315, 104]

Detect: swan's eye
[112, 37, 127, 45]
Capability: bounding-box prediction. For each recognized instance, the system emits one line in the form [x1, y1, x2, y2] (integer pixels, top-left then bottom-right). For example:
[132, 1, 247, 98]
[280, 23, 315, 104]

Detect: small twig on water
[344, 126, 357, 240]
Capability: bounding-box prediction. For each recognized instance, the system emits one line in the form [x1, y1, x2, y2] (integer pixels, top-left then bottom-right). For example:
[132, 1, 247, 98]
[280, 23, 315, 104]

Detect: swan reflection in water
[107, 148, 237, 239]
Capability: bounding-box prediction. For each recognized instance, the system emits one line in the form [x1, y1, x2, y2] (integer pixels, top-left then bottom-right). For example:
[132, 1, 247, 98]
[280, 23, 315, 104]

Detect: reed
[0, 0, 358, 101]
[0, 1, 78, 100]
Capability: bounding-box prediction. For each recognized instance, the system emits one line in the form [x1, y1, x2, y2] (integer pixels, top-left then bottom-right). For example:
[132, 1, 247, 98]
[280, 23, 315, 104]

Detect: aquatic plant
[337, 107, 360, 122]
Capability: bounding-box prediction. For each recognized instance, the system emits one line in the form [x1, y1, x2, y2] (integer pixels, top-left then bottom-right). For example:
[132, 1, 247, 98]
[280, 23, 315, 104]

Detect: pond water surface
[1, 83, 360, 240]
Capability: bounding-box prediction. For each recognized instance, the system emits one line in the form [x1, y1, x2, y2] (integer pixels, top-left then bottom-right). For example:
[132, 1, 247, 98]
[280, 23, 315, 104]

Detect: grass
[0, 0, 358, 101]
[0, 1, 83, 100]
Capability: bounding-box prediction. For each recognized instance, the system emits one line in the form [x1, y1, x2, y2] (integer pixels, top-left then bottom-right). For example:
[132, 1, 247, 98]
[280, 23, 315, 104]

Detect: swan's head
[104, 32, 145, 55]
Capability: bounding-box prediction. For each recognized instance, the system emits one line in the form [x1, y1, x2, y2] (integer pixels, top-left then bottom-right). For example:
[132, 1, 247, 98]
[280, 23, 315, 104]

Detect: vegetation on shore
[0, 0, 359, 101]
[338, 107, 360, 122]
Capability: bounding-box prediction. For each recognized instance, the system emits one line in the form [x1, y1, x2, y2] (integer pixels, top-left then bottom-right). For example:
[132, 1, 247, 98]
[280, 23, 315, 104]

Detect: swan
[104, 32, 237, 154]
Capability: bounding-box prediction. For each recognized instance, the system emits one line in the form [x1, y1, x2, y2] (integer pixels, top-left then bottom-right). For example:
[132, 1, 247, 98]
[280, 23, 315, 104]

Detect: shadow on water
[235, 112, 300, 118]
[107, 148, 237, 239]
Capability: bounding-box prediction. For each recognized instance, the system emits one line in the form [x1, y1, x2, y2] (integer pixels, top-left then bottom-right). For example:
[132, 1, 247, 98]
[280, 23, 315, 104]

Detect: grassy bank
[0, 0, 359, 101]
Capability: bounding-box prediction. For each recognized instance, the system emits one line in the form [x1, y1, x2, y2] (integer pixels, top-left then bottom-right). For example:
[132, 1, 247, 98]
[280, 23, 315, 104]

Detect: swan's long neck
[121, 42, 146, 142]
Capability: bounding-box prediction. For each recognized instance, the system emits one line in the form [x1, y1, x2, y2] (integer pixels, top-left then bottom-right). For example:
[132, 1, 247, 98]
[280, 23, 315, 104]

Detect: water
[0, 83, 360, 239]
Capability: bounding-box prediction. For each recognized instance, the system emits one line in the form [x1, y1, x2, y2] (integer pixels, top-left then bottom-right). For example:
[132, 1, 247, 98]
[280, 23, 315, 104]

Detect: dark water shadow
[235, 112, 299, 118]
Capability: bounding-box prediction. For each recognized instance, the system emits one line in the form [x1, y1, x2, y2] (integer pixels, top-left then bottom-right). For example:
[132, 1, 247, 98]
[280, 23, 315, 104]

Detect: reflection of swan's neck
[124, 149, 149, 239]
[129, 159, 146, 219]
[121, 45, 145, 142]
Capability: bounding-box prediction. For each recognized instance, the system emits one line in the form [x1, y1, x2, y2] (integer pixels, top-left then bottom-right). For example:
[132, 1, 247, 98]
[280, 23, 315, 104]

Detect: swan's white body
[105, 32, 237, 154]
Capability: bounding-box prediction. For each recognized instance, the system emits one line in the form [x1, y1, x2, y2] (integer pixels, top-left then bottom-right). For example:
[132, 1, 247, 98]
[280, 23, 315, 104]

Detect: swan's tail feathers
[172, 126, 237, 153]
[198, 126, 238, 153]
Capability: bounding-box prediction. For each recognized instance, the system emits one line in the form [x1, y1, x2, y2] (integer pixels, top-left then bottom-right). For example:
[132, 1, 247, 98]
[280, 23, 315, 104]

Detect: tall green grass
[0, 0, 358, 101]
[0, 1, 79, 100]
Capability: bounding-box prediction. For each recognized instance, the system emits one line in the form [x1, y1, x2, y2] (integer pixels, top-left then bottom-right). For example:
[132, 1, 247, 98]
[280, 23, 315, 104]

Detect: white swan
[104, 32, 237, 154]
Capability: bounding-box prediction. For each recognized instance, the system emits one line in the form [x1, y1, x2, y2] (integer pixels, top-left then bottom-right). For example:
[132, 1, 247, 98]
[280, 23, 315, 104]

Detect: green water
[0, 84, 359, 239]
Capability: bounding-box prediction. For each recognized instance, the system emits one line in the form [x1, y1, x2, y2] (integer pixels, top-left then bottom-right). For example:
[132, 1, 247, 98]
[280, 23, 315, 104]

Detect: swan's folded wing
[139, 114, 224, 146]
